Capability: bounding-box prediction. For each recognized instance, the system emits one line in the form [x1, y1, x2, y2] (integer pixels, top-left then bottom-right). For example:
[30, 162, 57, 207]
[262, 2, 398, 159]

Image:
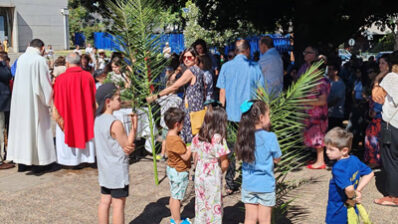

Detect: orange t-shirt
[166, 135, 191, 172]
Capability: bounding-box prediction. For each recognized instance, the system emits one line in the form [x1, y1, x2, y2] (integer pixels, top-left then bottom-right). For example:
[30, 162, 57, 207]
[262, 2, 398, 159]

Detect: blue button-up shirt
[258, 48, 283, 96]
[217, 54, 265, 122]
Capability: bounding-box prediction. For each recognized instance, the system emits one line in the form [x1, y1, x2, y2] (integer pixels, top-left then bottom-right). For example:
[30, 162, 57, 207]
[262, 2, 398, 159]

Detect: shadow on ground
[129, 197, 195, 224]
[223, 201, 245, 224]
[129, 197, 170, 224]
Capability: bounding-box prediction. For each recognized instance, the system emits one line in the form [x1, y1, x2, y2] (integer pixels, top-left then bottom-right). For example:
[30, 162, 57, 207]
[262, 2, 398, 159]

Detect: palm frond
[105, 0, 169, 185]
[257, 60, 325, 173]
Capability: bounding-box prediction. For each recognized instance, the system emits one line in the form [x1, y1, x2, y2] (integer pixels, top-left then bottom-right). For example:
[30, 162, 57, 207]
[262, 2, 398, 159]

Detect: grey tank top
[94, 114, 129, 188]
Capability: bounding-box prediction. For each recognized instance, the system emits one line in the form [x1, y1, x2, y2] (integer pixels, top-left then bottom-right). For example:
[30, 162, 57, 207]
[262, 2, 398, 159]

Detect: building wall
[0, 0, 68, 52]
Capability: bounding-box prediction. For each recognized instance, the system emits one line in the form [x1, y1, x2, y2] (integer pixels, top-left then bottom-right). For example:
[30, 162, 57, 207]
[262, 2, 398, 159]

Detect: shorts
[101, 185, 129, 198]
[241, 188, 275, 207]
[162, 128, 168, 140]
[166, 166, 189, 200]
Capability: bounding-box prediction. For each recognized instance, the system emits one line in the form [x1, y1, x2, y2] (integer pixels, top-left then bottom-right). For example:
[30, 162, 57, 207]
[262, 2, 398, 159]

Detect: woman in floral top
[304, 62, 331, 169]
[191, 104, 229, 224]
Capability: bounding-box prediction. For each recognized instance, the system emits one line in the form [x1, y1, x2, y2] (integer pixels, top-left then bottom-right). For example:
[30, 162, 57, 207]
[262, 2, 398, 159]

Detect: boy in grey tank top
[94, 83, 137, 224]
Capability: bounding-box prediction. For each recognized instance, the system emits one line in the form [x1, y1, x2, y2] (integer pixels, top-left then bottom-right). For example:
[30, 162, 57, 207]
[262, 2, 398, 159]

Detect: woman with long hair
[147, 47, 205, 143]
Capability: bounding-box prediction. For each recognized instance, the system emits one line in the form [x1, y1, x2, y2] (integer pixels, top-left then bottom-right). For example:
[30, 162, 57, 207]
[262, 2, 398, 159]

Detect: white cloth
[7, 47, 56, 165]
[258, 48, 284, 96]
[113, 107, 158, 153]
[380, 72, 398, 128]
[156, 94, 182, 129]
[55, 125, 95, 166]
[85, 47, 93, 54]
[73, 49, 82, 55]
[163, 46, 171, 58]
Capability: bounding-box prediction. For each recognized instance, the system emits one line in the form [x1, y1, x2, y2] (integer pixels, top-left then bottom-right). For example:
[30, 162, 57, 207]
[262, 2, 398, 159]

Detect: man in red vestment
[53, 52, 97, 166]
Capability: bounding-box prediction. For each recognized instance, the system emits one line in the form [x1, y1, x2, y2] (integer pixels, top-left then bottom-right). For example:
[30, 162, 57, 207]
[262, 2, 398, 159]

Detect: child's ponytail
[235, 100, 269, 163]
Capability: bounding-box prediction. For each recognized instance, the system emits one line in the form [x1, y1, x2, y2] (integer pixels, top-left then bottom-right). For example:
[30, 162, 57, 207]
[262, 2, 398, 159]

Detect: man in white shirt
[85, 43, 93, 54]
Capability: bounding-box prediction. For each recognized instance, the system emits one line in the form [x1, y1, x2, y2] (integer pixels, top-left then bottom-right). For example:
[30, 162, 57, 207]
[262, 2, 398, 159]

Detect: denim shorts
[166, 166, 189, 200]
[162, 128, 168, 140]
[241, 188, 276, 206]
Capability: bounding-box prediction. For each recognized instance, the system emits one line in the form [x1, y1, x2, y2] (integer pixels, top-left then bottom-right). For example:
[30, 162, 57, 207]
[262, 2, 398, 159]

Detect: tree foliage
[162, 0, 398, 53]
[182, 0, 262, 48]
[68, 0, 105, 44]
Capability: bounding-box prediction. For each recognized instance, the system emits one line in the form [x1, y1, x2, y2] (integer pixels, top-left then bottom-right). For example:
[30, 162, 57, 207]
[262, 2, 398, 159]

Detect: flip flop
[306, 164, 326, 169]
[374, 196, 398, 207]
[0, 163, 15, 169]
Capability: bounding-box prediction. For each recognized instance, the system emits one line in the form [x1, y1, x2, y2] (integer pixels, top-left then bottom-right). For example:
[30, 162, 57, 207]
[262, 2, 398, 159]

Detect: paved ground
[0, 157, 396, 224]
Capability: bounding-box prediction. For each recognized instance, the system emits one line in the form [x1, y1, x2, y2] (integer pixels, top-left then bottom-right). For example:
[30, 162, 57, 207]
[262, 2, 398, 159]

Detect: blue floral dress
[180, 65, 205, 143]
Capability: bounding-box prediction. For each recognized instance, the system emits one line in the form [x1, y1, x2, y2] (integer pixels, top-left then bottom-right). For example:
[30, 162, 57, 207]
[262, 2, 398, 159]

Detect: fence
[75, 32, 291, 55]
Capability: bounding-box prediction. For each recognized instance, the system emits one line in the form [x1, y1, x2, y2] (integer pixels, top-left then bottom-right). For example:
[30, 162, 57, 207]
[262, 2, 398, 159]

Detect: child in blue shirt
[325, 127, 374, 224]
[235, 100, 282, 224]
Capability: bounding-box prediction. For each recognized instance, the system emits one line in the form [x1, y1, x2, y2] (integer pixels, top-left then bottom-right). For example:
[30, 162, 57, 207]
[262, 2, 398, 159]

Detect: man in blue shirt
[217, 39, 265, 193]
[327, 62, 346, 129]
[258, 36, 284, 97]
[217, 39, 265, 122]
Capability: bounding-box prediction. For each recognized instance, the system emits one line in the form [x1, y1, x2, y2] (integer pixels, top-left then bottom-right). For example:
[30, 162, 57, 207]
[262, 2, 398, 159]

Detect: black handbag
[380, 108, 398, 145]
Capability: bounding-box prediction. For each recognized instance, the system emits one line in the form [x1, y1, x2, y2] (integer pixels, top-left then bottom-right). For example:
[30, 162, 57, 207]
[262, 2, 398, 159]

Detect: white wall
[0, 0, 68, 51]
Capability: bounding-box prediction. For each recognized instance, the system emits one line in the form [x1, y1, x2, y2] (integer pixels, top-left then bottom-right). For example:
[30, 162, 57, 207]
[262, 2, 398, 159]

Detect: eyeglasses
[303, 51, 315, 55]
[183, 56, 195, 61]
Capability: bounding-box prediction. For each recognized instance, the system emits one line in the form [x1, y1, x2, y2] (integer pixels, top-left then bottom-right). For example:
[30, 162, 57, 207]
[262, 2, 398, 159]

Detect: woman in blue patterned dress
[147, 47, 205, 143]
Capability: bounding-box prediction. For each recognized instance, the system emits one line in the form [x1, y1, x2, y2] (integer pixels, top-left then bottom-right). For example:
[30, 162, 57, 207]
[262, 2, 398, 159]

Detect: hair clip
[240, 100, 253, 113]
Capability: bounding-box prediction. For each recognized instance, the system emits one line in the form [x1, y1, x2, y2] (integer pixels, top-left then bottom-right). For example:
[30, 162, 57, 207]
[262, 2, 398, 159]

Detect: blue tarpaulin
[74, 33, 86, 46]
[223, 34, 292, 57]
[76, 32, 291, 56]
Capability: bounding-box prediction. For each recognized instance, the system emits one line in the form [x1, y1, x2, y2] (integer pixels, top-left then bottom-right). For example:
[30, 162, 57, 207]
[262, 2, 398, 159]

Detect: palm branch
[257, 61, 324, 175]
[105, 0, 167, 185]
[257, 61, 325, 222]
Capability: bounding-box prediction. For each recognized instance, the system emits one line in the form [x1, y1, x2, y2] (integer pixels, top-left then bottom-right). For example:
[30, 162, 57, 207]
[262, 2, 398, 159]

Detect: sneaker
[170, 218, 191, 224]
[181, 218, 192, 224]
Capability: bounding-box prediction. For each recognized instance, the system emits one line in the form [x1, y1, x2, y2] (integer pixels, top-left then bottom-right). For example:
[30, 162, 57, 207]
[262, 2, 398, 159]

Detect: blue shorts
[166, 166, 189, 200]
[241, 189, 276, 207]
[162, 128, 168, 140]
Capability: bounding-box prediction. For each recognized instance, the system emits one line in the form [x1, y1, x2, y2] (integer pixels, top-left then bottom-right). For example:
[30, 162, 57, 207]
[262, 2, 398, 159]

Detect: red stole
[54, 66, 96, 149]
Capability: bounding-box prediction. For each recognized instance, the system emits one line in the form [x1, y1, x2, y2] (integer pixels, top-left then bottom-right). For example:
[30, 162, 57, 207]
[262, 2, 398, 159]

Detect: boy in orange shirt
[164, 107, 192, 224]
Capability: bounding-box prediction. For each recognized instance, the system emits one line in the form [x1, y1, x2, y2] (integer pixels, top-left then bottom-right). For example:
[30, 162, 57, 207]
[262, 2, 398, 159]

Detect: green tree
[163, 0, 398, 59]
[367, 14, 398, 51]
[182, 1, 261, 48]
[68, 0, 105, 45]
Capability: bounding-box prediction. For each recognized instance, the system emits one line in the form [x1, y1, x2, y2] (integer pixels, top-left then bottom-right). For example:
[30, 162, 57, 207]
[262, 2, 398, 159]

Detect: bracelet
[156, 94, 160, 99]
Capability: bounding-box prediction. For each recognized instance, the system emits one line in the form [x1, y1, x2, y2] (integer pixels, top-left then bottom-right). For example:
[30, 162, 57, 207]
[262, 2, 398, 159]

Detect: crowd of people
[0, 36, 397, 224]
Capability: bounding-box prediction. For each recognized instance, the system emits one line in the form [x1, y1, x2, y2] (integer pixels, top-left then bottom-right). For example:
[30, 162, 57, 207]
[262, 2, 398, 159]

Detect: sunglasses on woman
[183, 55, 195, 61]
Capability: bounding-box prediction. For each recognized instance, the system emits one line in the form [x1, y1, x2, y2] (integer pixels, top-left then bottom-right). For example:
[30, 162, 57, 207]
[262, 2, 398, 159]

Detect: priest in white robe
[7, 39, 56, 169]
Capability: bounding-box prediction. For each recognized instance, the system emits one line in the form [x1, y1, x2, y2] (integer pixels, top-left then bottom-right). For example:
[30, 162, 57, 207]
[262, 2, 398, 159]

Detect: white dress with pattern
[191, 134, 230, 224]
